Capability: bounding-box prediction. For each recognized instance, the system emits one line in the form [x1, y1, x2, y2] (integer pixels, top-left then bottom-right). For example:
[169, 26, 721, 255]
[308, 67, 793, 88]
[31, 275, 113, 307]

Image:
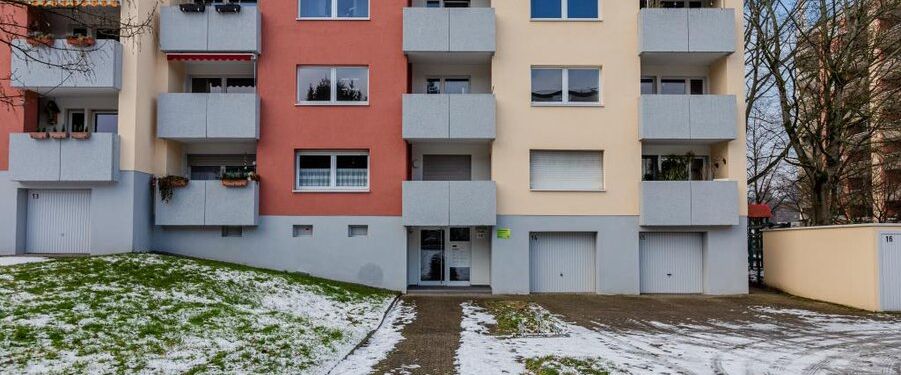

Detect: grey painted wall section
[639, 95, 737, 143]
[159, 5, 261, 53]
[403, 94, 495, 141]
[152, 215, 408, 291]
[641, 181, 739, 226]
[403, 181, 496, 226]
[10, 39, 122, 92]
[9, 133, 119, 183]
[157, 93, 260, 141]
[403, 8, 496, 53]
[639, 8, 736, 54]
[154, 181, 258, 226]
[0, 171, 153, 255]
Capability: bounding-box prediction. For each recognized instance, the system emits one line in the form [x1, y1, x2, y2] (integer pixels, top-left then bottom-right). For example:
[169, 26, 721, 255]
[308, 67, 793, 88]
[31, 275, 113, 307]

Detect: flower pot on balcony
[48, 132, 68, 139]
[215, 3, 241, 13]
[66, 35, 95, 48]
[26, 34, 54, 47]
[29, 132, 49, 140]
[221, 179, 249, 188]
[71, 132, 91, 140]
[179, 3, 206, 12]
[156, 176, 190, 203]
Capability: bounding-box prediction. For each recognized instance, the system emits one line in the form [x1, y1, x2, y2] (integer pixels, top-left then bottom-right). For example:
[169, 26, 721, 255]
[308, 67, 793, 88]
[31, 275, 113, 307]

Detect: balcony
[403, 7, 495, 63]
[157, 93, 260, 141]
[155, 180, 259, 226]
[10, 39, 122, 94]
[639, 95, 737, 143]
[8, 133, 119, 183]
[403, 94, 495, 142]
[639, 8, 736, 64]
[159, 5, 260, 54]
[403, 181, 496, 226]
[640, 181, 739, 226]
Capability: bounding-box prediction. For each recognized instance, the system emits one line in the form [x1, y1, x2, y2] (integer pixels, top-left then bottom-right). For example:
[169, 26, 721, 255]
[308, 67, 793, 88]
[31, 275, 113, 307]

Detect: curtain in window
[299, 168, 330, 187]
[336, 168, 367, 187]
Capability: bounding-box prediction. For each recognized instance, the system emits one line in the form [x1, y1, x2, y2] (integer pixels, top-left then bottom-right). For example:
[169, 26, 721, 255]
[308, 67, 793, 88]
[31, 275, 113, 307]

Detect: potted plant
[220, 169, 259, 187]
[70, 121, 90, 139]
[155, 176, 189, 203]
[25, 31, 54, 47]
[29, 130, 49, 139]
[71, 132, 91, 140]
[48, 130, 68, 139]
[66, 34, 95, 48]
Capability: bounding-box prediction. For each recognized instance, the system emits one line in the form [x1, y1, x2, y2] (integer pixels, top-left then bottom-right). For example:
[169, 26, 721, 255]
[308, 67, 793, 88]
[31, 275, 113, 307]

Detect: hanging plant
[155, 176, 189, 203]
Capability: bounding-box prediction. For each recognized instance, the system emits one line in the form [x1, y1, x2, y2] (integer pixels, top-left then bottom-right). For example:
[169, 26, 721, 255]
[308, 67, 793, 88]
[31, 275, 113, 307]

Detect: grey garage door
[26, 190, 91, 254]
[639, 232, 703, 294]
[880, 233, 901, 311]
[529, 232, 596, 293]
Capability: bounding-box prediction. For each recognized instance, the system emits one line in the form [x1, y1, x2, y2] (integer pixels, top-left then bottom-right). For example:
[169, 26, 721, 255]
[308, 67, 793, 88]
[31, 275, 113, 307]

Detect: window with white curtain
[530, 150, 604, 191]
[296, 151, 370, 191]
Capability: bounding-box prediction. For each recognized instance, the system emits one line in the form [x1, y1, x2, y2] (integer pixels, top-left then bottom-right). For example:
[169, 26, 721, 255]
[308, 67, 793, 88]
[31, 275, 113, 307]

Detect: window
[530, 150, 604, 191]
[659, 78, 705, 95]
[296, 151, 370, 191]
[640, 77, 657, 95]
[67, 110, 86, 132]
[299, 0, 369, 19]
[531, 0, 599, 20]
[222, 226, 243, 237]
[348, 225, 368, 237]
[531, 67, 601, 105]
[426, 77, 470, 94]
[642, 154, 709, 181]
[293, 225, 313, 237]
[297, 66, 369, 104]
[422, 154, 472, 181]
[427, 0, 470, 7]
[93, 112, 118, 133]
[189, 155, 256, 181]
[191, 77, 256, 94]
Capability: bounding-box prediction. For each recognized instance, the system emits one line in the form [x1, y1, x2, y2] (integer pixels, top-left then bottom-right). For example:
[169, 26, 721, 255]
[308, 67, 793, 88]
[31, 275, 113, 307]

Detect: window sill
[530, 18, 603, 22]
[293, 188, 370, 193]
[296, 102, 370, 107]
[531, 188, 606, 192]
[531, 102, 604, 108]
[296, 17, 371, 21]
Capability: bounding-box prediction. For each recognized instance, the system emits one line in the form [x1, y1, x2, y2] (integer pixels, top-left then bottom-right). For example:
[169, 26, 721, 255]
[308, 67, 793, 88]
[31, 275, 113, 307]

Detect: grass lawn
[0, 254, 395, 374]
[479, 300, 567, 337]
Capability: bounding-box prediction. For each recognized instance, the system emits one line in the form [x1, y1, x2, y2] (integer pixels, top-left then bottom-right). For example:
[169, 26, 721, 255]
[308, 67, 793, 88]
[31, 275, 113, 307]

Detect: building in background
[0, 0, 748, 295]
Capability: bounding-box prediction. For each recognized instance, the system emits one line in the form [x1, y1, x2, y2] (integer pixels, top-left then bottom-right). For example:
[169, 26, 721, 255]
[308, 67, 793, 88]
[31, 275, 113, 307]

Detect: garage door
[530, 232, 596, 293]
[26, 190, 91, 254]
[880, 233, 901, 311]
[640, 232, 703, 294]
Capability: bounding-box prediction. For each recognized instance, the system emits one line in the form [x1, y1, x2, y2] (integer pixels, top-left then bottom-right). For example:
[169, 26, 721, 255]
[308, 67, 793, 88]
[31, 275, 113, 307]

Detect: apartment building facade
[0, 0, 748, 295]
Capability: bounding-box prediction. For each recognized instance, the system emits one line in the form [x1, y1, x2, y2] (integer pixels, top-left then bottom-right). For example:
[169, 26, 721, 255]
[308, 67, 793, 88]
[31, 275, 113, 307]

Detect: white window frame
[297, 0, 371, 20]
[529, 150, 606, 192]
[295, 150, 371, 192]
[531, 66, 603, 107]
[425, 76, 471, 94]
[531, 0, 602, 21]
[296, 66, 370, 106]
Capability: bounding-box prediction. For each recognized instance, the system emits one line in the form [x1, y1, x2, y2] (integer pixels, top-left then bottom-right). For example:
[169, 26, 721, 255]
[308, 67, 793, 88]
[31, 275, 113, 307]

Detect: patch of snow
[0, 257, 50, 267]
[456, 303, 901, 374]
[329, 300, 417, 375]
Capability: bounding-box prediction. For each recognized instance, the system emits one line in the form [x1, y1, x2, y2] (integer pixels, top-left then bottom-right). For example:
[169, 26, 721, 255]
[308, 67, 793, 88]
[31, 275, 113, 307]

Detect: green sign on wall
[497, 228, 511, 239]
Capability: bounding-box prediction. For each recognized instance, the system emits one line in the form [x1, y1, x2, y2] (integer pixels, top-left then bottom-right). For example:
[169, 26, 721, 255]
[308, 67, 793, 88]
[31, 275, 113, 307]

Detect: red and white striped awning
[30, 0, 120, 6]
[166, 53, 255, 61]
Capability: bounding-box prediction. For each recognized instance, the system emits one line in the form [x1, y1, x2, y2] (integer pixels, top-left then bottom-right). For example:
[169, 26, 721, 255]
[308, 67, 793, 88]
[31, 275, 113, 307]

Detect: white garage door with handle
[26, 190, 91, 254]
[880, 233, 901, 311]
[530, 232, 596, 293]
[640, 232, 703, 294]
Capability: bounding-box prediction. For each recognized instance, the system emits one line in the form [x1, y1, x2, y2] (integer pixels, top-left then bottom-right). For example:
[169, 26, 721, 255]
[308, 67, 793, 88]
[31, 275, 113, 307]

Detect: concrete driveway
[370, 289, 901, 374]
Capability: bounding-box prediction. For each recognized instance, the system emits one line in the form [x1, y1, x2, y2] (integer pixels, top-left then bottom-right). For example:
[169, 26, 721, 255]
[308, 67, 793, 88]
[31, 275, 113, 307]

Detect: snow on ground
[328, 300, 417, 375]
[456, 301, 901, 374]
[0, 256, 50, 266]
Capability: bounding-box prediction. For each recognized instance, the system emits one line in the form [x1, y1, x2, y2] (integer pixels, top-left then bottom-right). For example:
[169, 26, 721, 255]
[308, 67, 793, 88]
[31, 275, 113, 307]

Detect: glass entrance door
[447, 228, 472, 286]
[419, 229, 445, 285]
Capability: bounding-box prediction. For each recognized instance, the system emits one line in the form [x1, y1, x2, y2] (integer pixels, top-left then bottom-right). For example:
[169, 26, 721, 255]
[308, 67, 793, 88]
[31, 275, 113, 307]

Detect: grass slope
[0, 254, 393, 374]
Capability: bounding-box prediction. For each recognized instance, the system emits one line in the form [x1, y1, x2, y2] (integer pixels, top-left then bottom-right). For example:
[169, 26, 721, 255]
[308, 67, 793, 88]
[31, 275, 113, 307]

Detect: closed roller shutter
[26, 190, 91, 254]
[880, 233, 901, 311]
[530, 150, 603, 190]
[639, 232, 703, 294]
[423, 154, 472, 181]
[530, 232, 596, 293]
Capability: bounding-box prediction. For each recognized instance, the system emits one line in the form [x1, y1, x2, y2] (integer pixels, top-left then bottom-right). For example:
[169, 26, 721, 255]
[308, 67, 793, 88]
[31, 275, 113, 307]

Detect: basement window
[221, 226, 243, 237]
[293, 225, 314, 237]
[348, 225, 369, 237]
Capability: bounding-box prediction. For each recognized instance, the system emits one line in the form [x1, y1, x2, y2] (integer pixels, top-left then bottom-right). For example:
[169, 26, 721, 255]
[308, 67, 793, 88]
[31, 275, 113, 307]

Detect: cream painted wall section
[763, 225, 886, 311]
[492, 1, 641, 216]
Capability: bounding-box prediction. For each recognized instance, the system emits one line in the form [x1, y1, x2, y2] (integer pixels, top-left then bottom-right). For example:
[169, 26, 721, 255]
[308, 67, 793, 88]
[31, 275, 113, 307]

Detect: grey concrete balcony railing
[157, 93, 260, 141]
[403, 94, 496, 142]
[8, 133, 119, 183]
[155, 180, 259, 226]
[640, 181, 739, 226]
[639, 95, 738, 143]
[10, 39, 122, 94]
[639, 8, 736, 60]
[403, 7, 495, 62]
[159, 5, 261, 53]
[403, 181, 496, 226]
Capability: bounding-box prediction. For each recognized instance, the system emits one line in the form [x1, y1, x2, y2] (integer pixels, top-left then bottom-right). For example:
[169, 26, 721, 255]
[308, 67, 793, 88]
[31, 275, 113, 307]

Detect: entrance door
[447, 228, 472, 286]
[26, 190, 91, 254]
[419, 229, 445, 285]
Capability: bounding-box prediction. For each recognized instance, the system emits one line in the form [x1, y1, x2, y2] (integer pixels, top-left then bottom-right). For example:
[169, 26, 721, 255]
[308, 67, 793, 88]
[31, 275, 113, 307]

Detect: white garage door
[530, 232, 596, 293]
[880, 233, 901, 311]
[26, 190, 91, 254]
[640, 232, 703, 294]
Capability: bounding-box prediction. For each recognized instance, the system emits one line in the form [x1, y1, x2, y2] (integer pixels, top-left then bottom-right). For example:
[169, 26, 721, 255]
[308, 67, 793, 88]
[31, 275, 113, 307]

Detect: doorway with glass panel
[419, 227, 472, 286]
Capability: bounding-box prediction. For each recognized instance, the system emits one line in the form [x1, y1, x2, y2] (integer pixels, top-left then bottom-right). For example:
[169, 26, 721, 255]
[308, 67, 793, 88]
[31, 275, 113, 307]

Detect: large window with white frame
[531, 0, 600, 20]
[295, 151, 370, 191]
[531, 67, 601, 105]
[299, 0, 369, 19]
[297, 66, 369, 105]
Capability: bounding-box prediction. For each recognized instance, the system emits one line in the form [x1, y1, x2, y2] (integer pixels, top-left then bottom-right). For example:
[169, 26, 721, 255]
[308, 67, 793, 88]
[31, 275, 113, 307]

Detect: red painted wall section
[0, 5, 36, 171]
[256, 1, 408, 216]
